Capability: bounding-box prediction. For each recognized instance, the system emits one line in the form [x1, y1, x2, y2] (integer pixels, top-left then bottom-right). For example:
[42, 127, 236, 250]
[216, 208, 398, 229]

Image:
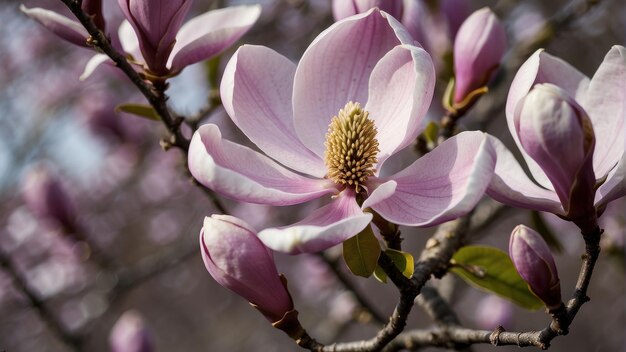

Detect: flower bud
[118, 0, 192, 74]
[332, 0, 403, 21]
[509, 225, 561, 309]
[22, 165, 77, 232]
[453, 7, 506, 104]
[109, 310, 154, 352]
[200, 215, 293, 322]
[515, 84, 597, 224]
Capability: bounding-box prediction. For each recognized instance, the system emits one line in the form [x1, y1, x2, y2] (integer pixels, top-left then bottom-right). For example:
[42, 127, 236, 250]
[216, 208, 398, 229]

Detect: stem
[0, 247, 83, 351]
[59, 0, 227, 214]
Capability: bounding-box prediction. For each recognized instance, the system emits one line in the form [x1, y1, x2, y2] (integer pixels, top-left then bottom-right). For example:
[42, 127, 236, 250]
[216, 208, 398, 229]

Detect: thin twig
[0, 247, 83, 351]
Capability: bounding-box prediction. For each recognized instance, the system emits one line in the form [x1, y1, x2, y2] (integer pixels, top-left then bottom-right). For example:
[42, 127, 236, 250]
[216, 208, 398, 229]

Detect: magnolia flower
[189, 9, 496, 254]
[200, 215, 293, 322]
[116, 1, 261, 76]
[509, 225, 561, 309]
[20, 5, 91, 47]
[332, 0, 403, 20]
[487, 46, 626, 232]
[452, 7, 506, 104]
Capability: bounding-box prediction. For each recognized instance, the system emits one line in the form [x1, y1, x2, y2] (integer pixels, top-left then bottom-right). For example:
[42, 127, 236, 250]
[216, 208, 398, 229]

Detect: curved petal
[188, 124, 335, 206]
[292, 8, 411, 157]
[363, 131, 496, 226]
[80, 54, 110, 81]
[169, 5, 261, 72]
[365, 44, 435, 167]
[582, 45, 626, 178]
[220, 45, 326, 177]
[119, 20, 143, 63]
[486, 136, 564, 214]
[258, 190, 372, 254]
[595, 149, 626, 208]
[506, 49, 590, 190]
[21, 6, 89, 47]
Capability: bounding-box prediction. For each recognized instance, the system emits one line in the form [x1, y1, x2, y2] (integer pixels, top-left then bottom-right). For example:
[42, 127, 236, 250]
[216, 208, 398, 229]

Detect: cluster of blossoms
[21, 0, 626, 348]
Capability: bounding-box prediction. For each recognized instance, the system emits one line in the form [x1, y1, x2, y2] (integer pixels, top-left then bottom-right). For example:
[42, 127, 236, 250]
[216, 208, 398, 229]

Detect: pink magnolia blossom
[487, 46, 626, 231]
[510, 225, 561, 309]
[189, 9, 496, 254]
[453, 7, 506, 103]
[116, 2, 261, 76]
[200, 215, 293, 322]
[20, 5, 90, 47]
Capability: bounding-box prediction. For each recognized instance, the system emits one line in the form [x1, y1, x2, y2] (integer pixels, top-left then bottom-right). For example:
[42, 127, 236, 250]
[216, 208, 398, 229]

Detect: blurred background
[0, 0, 624, 351]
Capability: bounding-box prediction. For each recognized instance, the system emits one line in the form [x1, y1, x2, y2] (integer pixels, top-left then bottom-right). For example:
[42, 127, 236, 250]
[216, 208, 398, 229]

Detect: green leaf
[422, 122, 439, 146]
[385, 249, 414, 279]
[373, 264, 387, 283]
[343, 225, 381, 277]
[116, 103, 160, 121]
[530, 211, 563, 253]
[451, 245, 544, 310]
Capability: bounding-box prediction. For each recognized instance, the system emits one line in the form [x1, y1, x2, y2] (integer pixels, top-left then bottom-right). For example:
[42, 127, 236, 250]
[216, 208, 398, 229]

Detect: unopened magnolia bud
[109, 310, 154, 352]
[22, 165, 77, 232]
[510, 225, 562, 309]
[332, 0, 403, 21]
[200, 215, 293, 322]
[515, 84, 597, 224]
[453, 7, 506, 104]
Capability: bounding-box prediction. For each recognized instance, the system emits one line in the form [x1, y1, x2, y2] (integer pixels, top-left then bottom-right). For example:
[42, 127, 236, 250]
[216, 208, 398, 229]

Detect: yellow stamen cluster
[324, 101, 379, 193]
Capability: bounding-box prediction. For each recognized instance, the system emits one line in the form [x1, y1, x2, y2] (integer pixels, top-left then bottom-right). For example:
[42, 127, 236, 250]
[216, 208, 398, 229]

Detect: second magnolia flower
[189, 9, 497, 254]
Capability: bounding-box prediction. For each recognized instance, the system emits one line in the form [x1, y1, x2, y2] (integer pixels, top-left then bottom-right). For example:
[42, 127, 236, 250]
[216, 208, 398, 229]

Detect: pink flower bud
[515, 84, 597, 223]
[22, 165, 77, 232]
[118, 0, 192, 74]
[200, 215, 293, 322]
[509, 225, 561, 309]
[453, 7, 506, 103]
[332, 0, 403, 21]
[109, 310, 154, 352]
[20, 5, 89, 47]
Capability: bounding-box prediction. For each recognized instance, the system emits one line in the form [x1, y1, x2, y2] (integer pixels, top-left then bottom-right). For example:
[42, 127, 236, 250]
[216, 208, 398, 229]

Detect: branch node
[489, 326, 505, 346]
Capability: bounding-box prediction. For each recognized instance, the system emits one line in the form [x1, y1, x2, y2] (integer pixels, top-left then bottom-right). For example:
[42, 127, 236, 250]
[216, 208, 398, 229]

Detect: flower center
[324, 101, 379, 193]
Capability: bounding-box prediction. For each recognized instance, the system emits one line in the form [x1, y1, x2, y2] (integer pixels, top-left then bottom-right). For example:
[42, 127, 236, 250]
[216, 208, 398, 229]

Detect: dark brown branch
[0, 247, 83, 351]
[59, 0, 227, 214]
[384, 226, 603, 350]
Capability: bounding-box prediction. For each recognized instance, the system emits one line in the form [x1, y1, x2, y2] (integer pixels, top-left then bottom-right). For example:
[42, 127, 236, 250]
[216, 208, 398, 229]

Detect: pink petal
[258, 190, 372, 254]
[582, 45, 626, 178]
[362, 131, 496, 226]
[365, 44, 435, 168]
[169, 5, 261, 72]
[595, 150, 626, 208]
[118, 20, 143, 63]
[80, 54, 110, 81]
[188, 124, 335, 206]
[220, 45, 326, 177]
[332, 0, 403, 21]
[21, 6, 89, 47]
[506, 49, 590, 190]
[292, 9, 411, 157]
[486, 136, 564, 214]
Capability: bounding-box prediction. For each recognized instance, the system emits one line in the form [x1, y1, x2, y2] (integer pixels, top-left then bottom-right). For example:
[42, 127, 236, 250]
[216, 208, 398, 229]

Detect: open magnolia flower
[81, 3, 261, 80]
[189, 9, 496, 254]
[488, 46, 626, 231]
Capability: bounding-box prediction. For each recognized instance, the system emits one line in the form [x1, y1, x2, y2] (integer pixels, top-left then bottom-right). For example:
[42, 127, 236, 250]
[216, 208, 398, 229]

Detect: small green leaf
[116, 103, 160, 121]
[451, 245, 544, 310]
[530, 211, 563, 253]
[373, 264, 387, 283]
[343, 225, 381, 277]
[385, 249, 414, 279]
[422, 122, 439, 146]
